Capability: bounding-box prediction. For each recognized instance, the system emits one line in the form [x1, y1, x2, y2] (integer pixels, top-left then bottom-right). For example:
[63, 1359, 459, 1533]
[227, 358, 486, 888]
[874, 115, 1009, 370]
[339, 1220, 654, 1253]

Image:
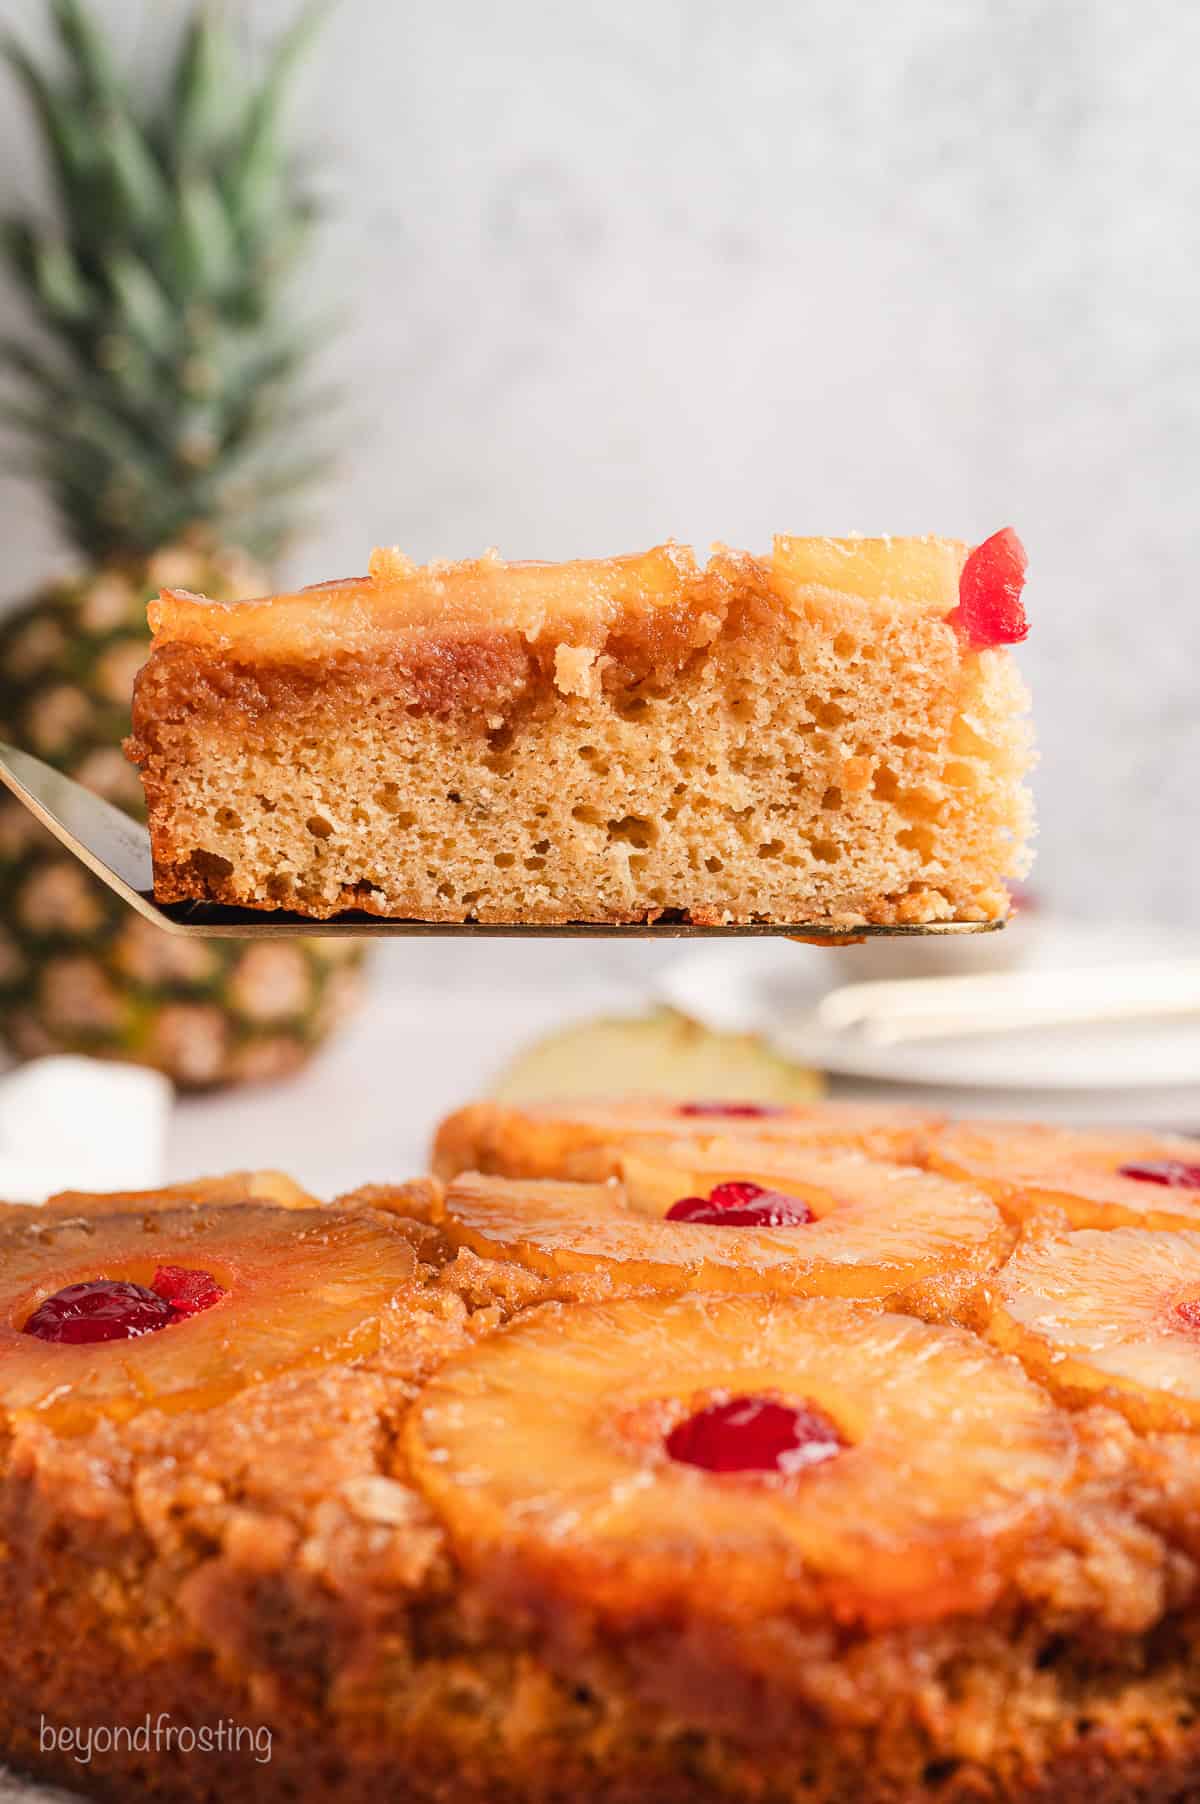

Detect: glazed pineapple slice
[770, 535, 966, 606]
[432, 1096, 937, 1183]
[406, 1293, 1073, 1635]
[438, 1147, 1007, 1313]
[987, 1227, 1200, 1432]
[929, 1121, 1200, 1230]
[0, 1203, 417, 1432]
[149, 542, 697, 660]
[40, 1170, 319, 1214]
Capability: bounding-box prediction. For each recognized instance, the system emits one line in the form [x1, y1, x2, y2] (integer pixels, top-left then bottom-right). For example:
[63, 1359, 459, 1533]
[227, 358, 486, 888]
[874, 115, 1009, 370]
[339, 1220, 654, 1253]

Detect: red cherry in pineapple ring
[22, 1266, 225, 1344]
[676, 1102, 787, 1119]
[666, 1180, 814, 1228]
[948, 527, 1029, 649]
[1173, 1298, 1200, 1332]
[1120, 1161, 1200, 1191]
[152, 1263, 225, 1315]
[666, 1395, 845, 1474]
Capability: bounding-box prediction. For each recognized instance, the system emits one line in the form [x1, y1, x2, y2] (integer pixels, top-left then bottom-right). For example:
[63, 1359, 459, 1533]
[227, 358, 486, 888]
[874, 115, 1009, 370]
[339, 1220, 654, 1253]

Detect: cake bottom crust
[5, 1645, 1200, 1804]
[148, 854, 1006, 929]
[7, 1724, 1200, 1804]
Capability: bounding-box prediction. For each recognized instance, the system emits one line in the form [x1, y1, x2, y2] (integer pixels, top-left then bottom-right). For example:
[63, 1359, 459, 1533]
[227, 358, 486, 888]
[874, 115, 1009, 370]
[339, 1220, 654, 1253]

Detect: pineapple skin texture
[0, 546, 364, 1087]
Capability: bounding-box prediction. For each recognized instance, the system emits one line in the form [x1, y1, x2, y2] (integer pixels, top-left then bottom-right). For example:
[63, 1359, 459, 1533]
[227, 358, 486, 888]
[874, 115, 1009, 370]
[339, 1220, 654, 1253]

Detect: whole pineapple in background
[0, 0, 364, 1087]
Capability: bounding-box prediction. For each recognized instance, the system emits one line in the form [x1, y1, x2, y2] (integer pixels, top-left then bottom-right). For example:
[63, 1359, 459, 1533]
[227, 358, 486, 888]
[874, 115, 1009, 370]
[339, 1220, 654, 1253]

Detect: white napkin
[0, 1056, 171, 1204]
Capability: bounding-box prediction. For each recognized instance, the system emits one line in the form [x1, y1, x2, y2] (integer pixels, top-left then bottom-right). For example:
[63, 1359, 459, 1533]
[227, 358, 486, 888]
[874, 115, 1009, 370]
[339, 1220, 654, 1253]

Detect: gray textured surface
[1, 0, 1197, 939]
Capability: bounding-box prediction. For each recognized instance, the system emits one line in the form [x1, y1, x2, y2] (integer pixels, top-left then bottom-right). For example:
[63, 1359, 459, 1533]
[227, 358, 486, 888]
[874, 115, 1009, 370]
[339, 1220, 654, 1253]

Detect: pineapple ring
[432, 1097, 937, 1183]
[988, 1227, 1200, 1432]
[39, 1170, 319, 1215]
[437, 1147, 1007, 1309]
[0, 1204, 417, 1433]
[407, 1293, 1074, 1634]
[928, 1121, 1200, 1230]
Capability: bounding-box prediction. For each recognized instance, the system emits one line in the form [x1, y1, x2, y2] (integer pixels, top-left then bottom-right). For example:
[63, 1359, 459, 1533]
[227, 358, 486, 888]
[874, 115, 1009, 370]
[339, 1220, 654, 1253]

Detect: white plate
[657, 919, 1200, 1095]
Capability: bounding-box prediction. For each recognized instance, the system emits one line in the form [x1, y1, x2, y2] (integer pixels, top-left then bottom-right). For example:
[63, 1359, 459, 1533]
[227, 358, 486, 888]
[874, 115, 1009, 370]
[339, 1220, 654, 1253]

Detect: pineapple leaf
[0, 397, 53, 440]
[0, 332, 66, 386]
[223, 378, 343, 448]
[103, 253, 176, 360]
[169, 9, 238, 168]
[36, 235, 92, 322]
[96, 110, 169, 238]
[173, 172, 238, 297]
[2, 0, 338, 563]
[49, 0, 121, 106]
[234, 0, 329, 227]
[220, 448, 338, 504]
[1, 38, 95, 210]
[3, 221, 91, 326]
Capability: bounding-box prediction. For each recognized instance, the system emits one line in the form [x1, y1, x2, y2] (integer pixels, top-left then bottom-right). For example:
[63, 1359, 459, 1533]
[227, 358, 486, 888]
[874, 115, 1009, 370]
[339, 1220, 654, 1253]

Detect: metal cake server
[0, 742, 1003, 942]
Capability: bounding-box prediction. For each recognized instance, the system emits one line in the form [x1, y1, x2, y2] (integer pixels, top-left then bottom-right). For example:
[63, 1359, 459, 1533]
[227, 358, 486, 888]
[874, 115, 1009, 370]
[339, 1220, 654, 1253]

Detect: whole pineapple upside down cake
[6, 1100, 1200, 1803]
[128, 528, 1033, 925]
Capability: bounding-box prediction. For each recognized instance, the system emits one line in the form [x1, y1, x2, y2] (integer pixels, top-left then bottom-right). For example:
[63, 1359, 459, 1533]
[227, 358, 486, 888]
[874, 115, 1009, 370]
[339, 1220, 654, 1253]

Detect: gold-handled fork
[0, 742, 1004, 943]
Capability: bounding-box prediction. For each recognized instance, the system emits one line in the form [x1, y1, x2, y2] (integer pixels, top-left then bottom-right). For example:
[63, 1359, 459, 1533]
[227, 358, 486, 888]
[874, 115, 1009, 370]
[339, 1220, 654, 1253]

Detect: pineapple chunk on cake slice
[770, 535, 966, 607]
[987, 1227, 1200, 1432]
[41, 1171, 319, 1214]
[406, 1294, 1074, 1636]
[437, 1151, 1007, 1315]
[929, 1122, 1200, 1230]
[146, 542, 699, 663]
[0, 1204, 418, 1432]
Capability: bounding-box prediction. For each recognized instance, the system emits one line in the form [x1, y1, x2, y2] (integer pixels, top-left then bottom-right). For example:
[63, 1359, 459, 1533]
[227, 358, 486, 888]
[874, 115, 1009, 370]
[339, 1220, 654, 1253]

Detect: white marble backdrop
[2, 0, 1197, 954]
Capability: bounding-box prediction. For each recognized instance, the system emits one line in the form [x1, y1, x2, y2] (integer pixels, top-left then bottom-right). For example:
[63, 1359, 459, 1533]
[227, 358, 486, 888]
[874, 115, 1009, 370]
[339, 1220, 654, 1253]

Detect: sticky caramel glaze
[144, 541, 710, 675]
[129, 548, 768, 732]
[132, 540, 965, 732]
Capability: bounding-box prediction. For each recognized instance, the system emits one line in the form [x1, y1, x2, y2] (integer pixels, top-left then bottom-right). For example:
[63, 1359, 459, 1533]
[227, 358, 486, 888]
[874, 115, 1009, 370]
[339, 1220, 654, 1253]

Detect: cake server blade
[0, 742, 1004, 942]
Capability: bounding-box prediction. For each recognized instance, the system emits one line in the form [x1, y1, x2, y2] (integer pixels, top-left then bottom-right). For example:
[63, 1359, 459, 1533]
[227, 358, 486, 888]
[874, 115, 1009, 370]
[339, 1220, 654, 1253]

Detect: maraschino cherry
[666, 1395, 844, 1474]
[676, 1102, 787, 1119]
[948, 528, 1029, 649]
[1120, 1161, 1200, 1191]
[23, 1265, 224, 1343]
[666, 1179, 814, 1228]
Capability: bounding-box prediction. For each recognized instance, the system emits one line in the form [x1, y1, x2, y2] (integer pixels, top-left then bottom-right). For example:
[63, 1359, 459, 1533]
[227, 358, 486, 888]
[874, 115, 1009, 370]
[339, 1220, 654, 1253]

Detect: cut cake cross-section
[128, 532, 1034, 925]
